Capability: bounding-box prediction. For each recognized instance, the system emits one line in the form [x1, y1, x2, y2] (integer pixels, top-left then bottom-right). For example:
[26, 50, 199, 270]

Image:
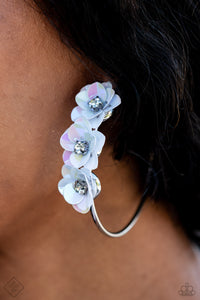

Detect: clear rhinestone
[103, 110, 113, 121]
[73, 180, 88, 195]
[74, 141, 89, 156]
[88, 96, 104, 112]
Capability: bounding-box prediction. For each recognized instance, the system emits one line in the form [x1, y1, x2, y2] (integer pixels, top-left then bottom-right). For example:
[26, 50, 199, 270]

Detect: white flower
[58, 165, 101, 214]
[60, 117, 105, 170]
[71, 81, 121, 129]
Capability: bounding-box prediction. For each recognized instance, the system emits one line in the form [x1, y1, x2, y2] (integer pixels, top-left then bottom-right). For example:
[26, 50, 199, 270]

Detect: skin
[0, 1, 200, 299]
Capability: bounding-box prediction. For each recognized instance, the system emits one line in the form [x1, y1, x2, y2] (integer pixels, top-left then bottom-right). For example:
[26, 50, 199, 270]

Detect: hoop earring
[58, 81, 149, 237]
[90, 185, 149, 237]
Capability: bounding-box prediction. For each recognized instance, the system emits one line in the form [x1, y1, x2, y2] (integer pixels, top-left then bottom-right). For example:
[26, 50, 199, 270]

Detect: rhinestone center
[88, 96, 104, 112]
[74, 140, 89, 156]
[73, 180, 88, 195]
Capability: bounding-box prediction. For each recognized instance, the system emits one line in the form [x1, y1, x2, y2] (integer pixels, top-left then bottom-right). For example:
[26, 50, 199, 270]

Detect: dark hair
[30, 0, 200, 246]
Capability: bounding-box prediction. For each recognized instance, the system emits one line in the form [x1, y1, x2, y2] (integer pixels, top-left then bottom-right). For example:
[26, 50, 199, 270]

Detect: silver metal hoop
[90, 184, 150, 238]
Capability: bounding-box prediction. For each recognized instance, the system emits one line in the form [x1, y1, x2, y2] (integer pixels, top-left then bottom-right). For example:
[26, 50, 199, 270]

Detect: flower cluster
[58, 81, 121, 214]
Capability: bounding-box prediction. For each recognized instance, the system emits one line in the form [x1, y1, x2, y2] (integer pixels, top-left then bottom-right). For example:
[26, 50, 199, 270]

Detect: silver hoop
[90, 184, 150, 238]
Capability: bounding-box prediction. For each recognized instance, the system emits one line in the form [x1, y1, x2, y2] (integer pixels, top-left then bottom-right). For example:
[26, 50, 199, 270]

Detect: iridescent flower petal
[58, 177, 73, 195]
[61, 164, 73, 178]
[68, 123, 87, 142]
[74, 117, 92, 132]
[75, 90, 89, 109]
[60, 132, 74, 151]
[89, 113, 105, 129]
[80, 167, 93, 182]
[72, 203, 90, 214]
[87, 82, 107, 101]
[107, 94, 121, 110]
[84, 152, 98, 170]
[71, 106, 83, 122]
[83, 133, 95, 152]
[62, 150, 73, 166]
[82, 131, 95, 144]
[70, 151, 91, 168]
[70, 166, 82, 181]
[92, 131, 106, 154]
[72, 193, 93, 214]
[102, 81, 112, 89]
[80, 84, 91, 92]
[63, 184, 85, 204]
[82, 108, 100, 120]
[104, 88, 115, 108]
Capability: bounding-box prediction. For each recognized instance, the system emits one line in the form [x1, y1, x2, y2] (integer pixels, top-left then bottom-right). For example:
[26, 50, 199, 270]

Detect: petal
[92, 131, 106, 154]
[70, 167, 84, 181]
[72, 193, 93, 214]
[88, 82, 107, 101]
[61, 164, 73, 178]
[84, 153, 98, 170]
[62, 150, 70, 161]
[62, 150, 73, 166]
[63, 184, 85, 204]
[70, 152, 90, 168]
[104, 88, 115, 109]
[77, 168, 93, 194]
[74, 117, 92, 132]
[89, 113, 105, 129]
[84, 133, 95, 151]
[72, 203, 90, 214]
[83, 132, 95, 144]
[108, 94, 121, 110]
[75, 90, 89, 109]
[60, 132, 74, 151]
[68, 123, 87, 142]
[102, 81, 112, 89]
[72, 204, 87, 214]
[71, 106, 83, 122]
[80, 167, 93, 182]
[58, 177, 73, 195]
[80, 83, 91, 91]
[63, 160, 73, 167]
[82, 108, 100, 120]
